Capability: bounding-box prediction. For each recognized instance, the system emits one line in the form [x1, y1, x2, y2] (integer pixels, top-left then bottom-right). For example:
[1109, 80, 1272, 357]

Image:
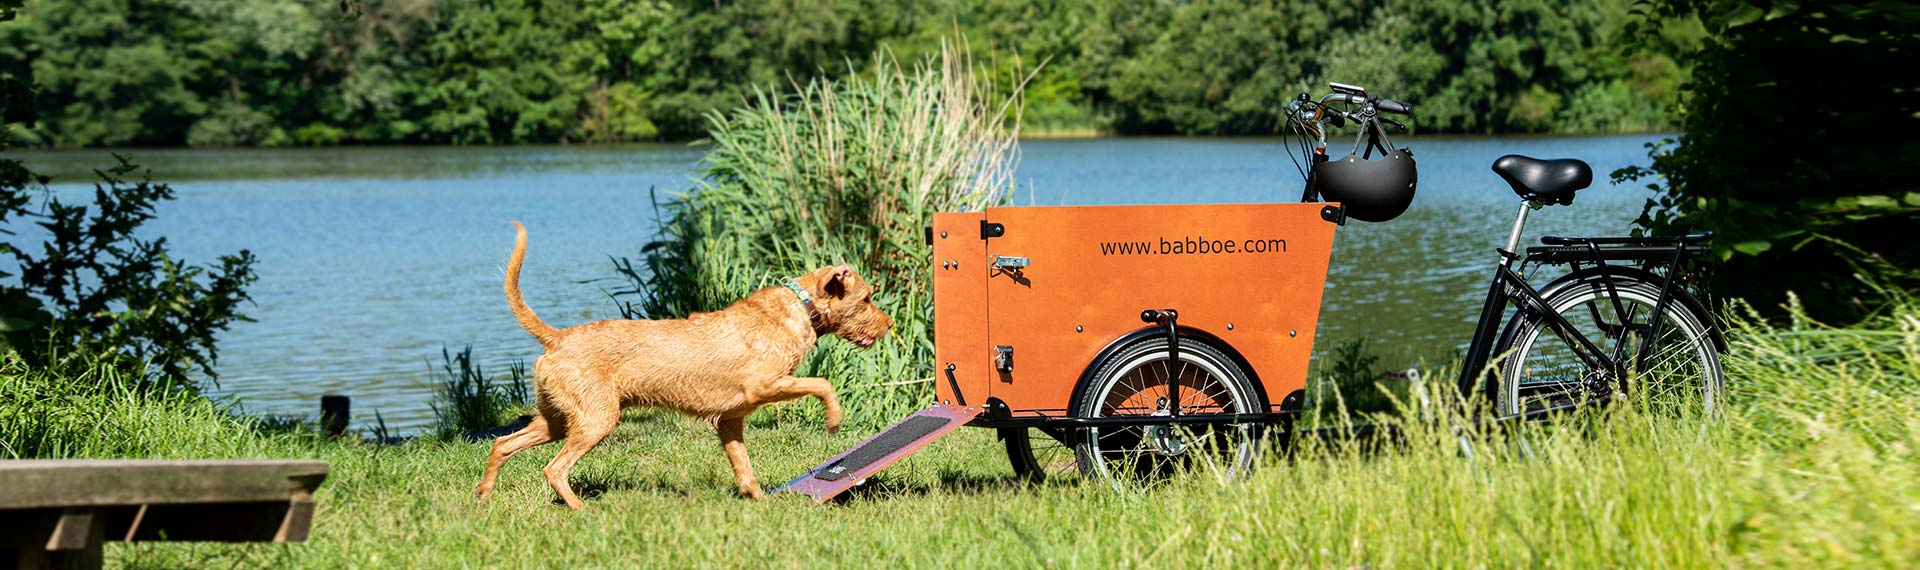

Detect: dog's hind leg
[475, 413, 560, 502]
[541, 408, 617, 510]
[716, 417, 765, 499]
[749, 376, 843, 434]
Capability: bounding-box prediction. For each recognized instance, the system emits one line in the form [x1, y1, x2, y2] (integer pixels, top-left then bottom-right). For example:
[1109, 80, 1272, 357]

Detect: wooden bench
[0, 460, 328, 570]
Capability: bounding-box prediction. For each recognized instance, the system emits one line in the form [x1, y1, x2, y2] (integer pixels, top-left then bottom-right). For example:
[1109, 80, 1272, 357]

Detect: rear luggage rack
[1526, 233, 1712, 264]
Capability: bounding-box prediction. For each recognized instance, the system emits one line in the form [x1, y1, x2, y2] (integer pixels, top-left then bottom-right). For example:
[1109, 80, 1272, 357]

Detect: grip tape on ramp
[773, 404, 982, 503]
[814, 416, 951, 481]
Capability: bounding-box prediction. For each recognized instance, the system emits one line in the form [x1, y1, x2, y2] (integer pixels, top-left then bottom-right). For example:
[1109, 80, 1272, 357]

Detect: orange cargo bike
[775, 83, 1725, 503]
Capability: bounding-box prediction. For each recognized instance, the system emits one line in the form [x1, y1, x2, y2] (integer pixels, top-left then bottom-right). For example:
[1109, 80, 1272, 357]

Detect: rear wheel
[1001, 427, 1076, 483]
[1494, 278, 1722, 417]
[1072, 337, 1262, 486]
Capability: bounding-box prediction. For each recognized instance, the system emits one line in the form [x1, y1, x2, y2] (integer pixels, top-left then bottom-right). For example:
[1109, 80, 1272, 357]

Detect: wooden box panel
[931, 212, 990, 407]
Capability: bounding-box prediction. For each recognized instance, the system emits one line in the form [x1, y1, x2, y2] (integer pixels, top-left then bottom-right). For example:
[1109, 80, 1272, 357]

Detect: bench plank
[0, 460, 327, 510]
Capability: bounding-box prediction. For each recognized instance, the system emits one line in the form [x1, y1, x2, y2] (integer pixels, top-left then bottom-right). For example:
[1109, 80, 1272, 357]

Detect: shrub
[429, 345, 530, 436]
[0, 156, 258, 390]
[615, 45, 1023, 428]
[1620, 1, 1919, 321]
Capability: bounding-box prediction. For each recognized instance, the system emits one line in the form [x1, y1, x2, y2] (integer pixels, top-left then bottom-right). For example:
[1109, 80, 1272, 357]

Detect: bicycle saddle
[1491, 155, 1592, 205]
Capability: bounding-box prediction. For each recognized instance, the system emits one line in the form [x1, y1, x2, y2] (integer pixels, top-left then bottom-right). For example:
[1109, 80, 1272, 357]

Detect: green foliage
[0, 158, 259, 387]
[1619, 0, 1919, 321]
[429, 344, 530, 435]
[0, 0, 1698, 146]
[1311, 336, 1388, 416]
[615, 46, 1020, 428]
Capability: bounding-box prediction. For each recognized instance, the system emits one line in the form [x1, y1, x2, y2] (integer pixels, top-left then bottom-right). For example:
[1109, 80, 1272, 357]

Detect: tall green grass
[0, 356, 321, 459]
[615, 44, 1025, 428]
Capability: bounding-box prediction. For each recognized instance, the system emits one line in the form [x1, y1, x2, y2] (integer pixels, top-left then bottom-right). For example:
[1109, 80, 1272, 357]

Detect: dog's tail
[506, 221, 561, 348]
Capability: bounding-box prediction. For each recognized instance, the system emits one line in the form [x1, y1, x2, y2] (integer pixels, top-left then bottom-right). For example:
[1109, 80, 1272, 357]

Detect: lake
[16, 135, 1667, 431]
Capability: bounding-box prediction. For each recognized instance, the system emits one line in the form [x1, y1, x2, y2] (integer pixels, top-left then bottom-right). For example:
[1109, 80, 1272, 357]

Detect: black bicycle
[1285, 82, 1725, 418]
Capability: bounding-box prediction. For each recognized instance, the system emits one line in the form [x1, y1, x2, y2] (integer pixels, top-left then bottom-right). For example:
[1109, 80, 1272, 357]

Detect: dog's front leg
[803, 377, 844, 434]
[716, 417, 764, 499]
[751, 376, 843, 434]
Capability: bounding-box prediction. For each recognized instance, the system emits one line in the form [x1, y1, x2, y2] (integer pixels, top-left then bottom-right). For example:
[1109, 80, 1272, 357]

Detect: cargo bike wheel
[1001, 426, 1077, 482]
[1001, 335, 1265, 486]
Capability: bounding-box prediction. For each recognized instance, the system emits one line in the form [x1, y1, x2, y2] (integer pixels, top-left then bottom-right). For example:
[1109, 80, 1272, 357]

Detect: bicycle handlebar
[1315, 92, 1411, 115]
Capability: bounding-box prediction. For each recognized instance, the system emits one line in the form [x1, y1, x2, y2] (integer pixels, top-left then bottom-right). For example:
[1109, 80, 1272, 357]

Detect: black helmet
[1311, 149, 1417, 222]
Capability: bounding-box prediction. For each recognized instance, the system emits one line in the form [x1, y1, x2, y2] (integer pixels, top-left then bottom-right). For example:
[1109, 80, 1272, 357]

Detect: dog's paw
[824, 405, 843, 434]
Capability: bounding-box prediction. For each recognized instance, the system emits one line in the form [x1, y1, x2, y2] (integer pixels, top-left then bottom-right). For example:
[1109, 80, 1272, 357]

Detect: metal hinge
[981, 220, 1005, 239]
[1320, 204, 1347, 225]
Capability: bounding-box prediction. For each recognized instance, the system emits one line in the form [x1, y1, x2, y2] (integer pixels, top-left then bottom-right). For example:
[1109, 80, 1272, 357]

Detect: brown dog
[474, 222, 892, 509]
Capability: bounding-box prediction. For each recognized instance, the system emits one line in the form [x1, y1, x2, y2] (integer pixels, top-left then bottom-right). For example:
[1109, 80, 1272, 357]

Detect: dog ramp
[772, 404, 981, 504]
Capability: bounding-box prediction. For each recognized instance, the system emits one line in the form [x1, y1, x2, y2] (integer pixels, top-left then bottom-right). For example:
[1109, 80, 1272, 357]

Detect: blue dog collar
[781, 279, 814, 305]
[783, 279, 826, 333]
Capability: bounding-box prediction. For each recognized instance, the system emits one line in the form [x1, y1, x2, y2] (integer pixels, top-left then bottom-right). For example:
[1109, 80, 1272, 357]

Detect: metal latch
[993, 345, 1014, 372]
[991, 255, 1029, 268]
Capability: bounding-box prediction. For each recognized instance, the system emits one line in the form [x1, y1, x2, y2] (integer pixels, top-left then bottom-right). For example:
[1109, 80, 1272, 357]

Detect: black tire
[1001, 426, 1076, 483]
[1493, 278, 1724, 417]
[1071, 336, 1262, 486]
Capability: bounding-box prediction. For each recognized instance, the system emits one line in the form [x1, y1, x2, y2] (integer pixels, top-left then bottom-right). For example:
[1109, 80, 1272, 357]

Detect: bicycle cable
[1282, 113, 1309, 181]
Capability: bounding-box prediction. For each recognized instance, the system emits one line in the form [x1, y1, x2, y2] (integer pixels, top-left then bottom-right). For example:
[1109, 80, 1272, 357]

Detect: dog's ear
[822, 265, 854, 297]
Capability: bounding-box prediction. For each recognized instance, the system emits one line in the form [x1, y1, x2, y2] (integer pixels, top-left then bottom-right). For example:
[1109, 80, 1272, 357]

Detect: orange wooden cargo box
[931, 202, 1341, 417]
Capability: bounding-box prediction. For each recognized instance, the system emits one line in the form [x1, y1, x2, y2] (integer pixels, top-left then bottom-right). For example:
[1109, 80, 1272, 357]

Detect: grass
[3, 289, 1914, 567]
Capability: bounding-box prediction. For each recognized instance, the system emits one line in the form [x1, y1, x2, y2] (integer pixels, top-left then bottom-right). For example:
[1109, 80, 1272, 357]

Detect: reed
[614, 42, 1026, 428]
[428, 344, 531, 436]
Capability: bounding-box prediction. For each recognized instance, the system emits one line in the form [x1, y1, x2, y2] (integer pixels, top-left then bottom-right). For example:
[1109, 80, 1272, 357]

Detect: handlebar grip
[1377, 98, 1412, 115]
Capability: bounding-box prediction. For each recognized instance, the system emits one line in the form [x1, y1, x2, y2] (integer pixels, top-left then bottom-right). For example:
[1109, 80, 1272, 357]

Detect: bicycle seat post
[1501, 200, 1541, 264]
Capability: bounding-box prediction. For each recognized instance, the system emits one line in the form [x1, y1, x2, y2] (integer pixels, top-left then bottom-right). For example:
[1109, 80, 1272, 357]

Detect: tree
[0, 0, 1703, 144]
[1622, 0, 1919, 320]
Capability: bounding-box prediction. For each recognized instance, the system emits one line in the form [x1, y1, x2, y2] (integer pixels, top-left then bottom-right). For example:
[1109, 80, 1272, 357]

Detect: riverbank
[4, 291, 1913, 567]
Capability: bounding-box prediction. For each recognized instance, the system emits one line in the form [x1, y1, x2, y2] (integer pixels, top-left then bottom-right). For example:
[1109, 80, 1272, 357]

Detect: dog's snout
[843, 301, 893, 349]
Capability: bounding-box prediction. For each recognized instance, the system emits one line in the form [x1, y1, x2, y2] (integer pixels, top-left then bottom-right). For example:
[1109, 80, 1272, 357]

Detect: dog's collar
[782, 279, 825, 332]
